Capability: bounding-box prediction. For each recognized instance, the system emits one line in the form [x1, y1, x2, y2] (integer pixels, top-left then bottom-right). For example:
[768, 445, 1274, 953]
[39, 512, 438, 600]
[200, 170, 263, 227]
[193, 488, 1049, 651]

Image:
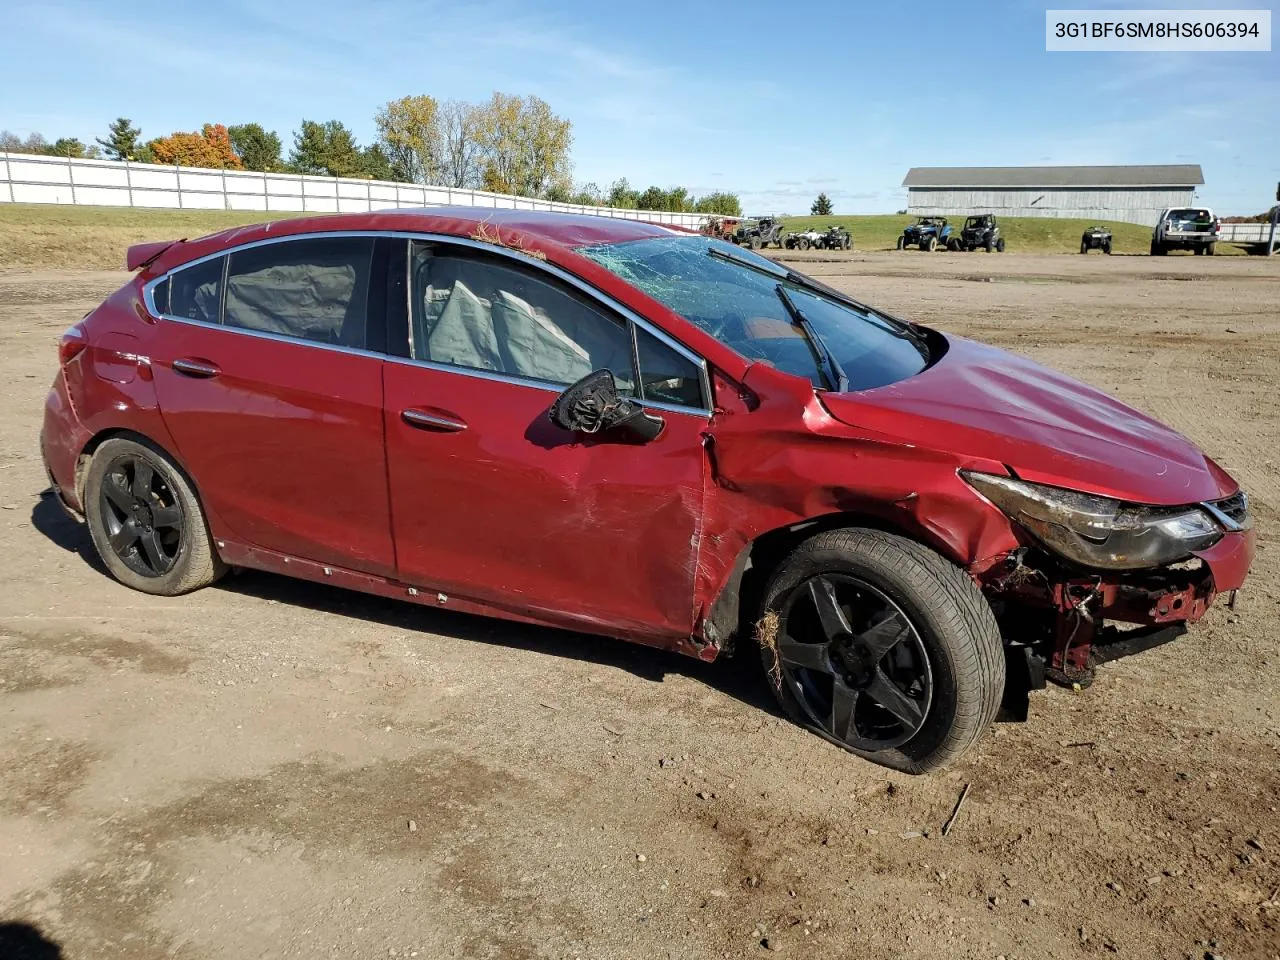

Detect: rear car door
[383, 238, 711, 640]
[146, 234, 396, 577]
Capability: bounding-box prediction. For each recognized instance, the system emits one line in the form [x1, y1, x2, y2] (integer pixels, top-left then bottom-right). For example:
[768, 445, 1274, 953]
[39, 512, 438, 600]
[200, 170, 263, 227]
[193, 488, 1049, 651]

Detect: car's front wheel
[85, 437, 226, 596]
[758, 529, 1004, 773]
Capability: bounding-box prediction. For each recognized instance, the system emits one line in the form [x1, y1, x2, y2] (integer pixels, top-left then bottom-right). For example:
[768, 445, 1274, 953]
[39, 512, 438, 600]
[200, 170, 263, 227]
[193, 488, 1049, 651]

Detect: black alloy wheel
[773, 573, 933, 751]
[98, 454, 184, 577]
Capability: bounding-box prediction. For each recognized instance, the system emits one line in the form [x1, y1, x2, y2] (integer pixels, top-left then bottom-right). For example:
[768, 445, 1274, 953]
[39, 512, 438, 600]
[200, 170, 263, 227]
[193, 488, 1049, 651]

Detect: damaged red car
[41, 209, 1255, 772]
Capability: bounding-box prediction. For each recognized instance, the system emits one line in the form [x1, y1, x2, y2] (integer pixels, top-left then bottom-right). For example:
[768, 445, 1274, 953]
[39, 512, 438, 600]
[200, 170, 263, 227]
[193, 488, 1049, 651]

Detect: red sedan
[41, 209, 1254, 772]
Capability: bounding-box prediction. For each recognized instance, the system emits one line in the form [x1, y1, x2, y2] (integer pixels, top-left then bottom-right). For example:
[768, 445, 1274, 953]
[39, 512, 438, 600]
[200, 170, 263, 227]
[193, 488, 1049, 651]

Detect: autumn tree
[811, 193, 833, 216]
[228, 123, 282, 171]
[375, 95, 440, 184]
[149, 124, 242, 168]
[475, 93, 572, 198]
[96, 117, 143, 161]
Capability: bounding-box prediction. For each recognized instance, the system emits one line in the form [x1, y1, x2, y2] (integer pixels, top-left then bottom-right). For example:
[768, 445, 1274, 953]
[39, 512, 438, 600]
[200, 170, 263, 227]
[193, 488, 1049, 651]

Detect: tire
[749, 236, 761, 251]
[798, 238, 810, 251]
[757, 528, 1004, 774]
[947, 238, 960, 252]
[1205, 243, 1215, 256]
[84, 437, 226, 596]
[1081, 242, 1089, 254]
[1103, 241, 1112, 255]
[984, 236, 994, 252]
[925, 236, 937, 252]
[896, 236, 905, 250]
[995, 238, 1005, 253]
[843, 237, 851, 250]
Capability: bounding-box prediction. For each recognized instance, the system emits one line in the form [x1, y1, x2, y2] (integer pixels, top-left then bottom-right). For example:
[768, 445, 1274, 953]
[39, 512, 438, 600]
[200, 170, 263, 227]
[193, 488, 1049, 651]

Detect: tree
[228, 123, 282, 172]
[606, 178, 639, 209]
[693, 192, 742, 216]
[475, 93, 572, 198]
[437, 99, 483, 188]
[811, 193, 833, 216]
[375, 94, 440, 184]
[48, 138, 98, 159]
[288, 120, 363, 177]
[96, 117, 142, 161]
[571, 182, 602, 206]
[356, 143, 394, 181]
[149, 124, 242, 168]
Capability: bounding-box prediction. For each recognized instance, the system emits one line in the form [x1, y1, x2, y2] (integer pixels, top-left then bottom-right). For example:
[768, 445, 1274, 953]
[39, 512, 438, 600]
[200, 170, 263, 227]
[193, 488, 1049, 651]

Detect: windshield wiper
[775, 284, 849, 392]
[706, 244, 928, 355]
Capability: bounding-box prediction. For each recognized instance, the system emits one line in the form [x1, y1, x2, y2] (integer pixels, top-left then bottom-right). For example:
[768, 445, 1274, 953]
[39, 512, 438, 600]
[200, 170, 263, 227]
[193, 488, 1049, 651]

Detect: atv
[898, 216, 952, 251]
[784, 229, 825, 251]
[958, 214, 1005, 252]
[734, 216, 785, 250]
[1080, 225, 1112, 254]
[822, 225, 853, 250]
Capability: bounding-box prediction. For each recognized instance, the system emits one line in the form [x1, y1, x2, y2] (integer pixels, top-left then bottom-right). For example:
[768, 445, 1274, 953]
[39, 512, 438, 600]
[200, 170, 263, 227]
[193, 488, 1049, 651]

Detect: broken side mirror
[548, 369, 665, 443]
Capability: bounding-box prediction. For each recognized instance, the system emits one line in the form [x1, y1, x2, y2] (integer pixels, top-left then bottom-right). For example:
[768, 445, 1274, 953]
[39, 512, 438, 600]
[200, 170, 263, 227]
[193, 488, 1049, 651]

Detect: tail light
[59, 324, 87, 365]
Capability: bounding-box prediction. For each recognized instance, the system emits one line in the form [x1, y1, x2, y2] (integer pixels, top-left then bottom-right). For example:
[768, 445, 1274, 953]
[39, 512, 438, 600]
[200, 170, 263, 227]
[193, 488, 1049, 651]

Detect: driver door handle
[401, 408, 467, 433]
[172, 357, 221, 379]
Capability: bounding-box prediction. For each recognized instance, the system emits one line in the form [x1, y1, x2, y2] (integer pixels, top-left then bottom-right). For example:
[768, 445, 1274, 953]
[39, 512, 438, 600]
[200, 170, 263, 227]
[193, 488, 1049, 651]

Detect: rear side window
[168, 257, 223, 324]
[149, 277, 170, 315]
[224, 237, 376, 348]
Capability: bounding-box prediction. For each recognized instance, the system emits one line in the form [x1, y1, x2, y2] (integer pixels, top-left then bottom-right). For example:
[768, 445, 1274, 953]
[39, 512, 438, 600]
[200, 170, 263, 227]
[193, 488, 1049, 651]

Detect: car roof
[147, 207, 687, 274]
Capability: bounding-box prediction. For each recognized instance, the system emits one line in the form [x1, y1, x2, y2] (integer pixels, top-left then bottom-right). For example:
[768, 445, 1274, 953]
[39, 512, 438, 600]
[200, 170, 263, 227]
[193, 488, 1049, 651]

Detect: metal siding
[907, 186, 1198, 226]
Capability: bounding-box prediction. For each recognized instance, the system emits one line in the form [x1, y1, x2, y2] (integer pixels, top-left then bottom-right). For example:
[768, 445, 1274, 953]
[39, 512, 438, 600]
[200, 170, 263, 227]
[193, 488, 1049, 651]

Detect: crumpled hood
[821, 334, 1236, 506]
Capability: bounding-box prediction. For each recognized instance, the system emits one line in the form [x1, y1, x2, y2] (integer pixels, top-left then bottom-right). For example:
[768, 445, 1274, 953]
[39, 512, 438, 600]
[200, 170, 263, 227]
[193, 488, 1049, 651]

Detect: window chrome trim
[141, 228, 714, 417]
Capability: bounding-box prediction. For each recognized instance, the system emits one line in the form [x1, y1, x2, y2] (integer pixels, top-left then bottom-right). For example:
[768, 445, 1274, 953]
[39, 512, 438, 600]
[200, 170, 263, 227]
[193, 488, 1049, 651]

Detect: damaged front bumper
[976, 524, 1256, 707]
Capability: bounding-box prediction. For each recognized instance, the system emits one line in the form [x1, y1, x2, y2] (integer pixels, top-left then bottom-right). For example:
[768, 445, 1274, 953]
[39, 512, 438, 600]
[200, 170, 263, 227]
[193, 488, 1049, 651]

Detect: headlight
[962, 471, 1223, 570]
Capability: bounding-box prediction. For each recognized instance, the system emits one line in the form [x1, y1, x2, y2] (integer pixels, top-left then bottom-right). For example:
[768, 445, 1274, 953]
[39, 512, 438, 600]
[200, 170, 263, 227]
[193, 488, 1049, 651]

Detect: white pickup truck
[1151, 207, 1220, 256]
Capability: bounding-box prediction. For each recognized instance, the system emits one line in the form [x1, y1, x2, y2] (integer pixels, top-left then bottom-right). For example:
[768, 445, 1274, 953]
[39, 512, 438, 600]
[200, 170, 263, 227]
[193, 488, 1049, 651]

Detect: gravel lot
[1, 252, 1277, 960]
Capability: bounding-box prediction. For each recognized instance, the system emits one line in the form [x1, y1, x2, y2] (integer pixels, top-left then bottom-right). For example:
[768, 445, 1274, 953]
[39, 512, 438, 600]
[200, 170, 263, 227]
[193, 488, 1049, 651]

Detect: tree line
[1, 95, 741, 216]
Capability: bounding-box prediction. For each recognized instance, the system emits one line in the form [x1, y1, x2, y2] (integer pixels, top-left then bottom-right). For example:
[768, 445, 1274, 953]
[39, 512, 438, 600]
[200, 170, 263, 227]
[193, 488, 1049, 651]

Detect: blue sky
[2, 0, 1276, 214]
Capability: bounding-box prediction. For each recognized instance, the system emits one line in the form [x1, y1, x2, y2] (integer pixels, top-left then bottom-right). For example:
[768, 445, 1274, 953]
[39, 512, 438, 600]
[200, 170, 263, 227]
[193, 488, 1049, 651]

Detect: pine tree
[96, 118, 142, 161]
[811, 193, 833, 216]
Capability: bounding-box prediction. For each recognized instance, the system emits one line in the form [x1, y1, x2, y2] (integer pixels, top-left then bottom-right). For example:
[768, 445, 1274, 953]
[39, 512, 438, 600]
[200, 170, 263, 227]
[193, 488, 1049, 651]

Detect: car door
[383, 238, 711, 640]
[147, 234, 396, 577]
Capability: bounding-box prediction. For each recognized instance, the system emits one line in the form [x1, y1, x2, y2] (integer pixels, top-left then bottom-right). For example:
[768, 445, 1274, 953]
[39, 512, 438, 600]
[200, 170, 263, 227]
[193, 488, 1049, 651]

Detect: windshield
[966, 217, 988, 228]
[578, 236, 929, 392]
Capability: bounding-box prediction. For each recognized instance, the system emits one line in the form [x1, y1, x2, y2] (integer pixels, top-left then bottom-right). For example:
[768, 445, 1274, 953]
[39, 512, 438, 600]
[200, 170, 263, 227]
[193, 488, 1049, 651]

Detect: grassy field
[0, 203, 1244, 269]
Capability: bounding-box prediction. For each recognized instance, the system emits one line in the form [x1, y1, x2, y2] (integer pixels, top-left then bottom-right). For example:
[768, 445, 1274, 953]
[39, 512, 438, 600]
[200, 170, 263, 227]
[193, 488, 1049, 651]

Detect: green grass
[0, 203, 1245, 269]
[0, 204, 292, 270]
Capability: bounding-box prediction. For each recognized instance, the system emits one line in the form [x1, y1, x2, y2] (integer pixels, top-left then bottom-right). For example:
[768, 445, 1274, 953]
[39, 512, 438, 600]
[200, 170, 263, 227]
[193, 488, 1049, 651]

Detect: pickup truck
[1151, 207, 1220, 256]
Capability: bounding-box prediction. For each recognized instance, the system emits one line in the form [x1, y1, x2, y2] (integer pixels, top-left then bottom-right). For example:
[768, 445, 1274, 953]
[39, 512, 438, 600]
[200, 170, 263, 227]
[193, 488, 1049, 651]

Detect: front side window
[223, 237, 375, 347]
[410, 242, 637, 393]
[168, 257, 223, 325]
[579, 236, 928, 392]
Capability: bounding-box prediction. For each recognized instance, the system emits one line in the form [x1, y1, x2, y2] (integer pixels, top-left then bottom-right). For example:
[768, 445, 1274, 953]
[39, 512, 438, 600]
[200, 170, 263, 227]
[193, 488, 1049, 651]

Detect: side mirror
[548, 370, 665, 443]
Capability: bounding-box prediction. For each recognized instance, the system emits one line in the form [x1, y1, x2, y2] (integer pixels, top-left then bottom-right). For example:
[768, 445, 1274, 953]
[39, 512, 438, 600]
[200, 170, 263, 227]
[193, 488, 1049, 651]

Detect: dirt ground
[1, 252, 1277, 960]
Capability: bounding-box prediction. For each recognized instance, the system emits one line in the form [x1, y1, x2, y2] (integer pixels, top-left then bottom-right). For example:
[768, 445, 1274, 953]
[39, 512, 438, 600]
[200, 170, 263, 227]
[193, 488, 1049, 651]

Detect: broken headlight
[962, 472, 1223, 570]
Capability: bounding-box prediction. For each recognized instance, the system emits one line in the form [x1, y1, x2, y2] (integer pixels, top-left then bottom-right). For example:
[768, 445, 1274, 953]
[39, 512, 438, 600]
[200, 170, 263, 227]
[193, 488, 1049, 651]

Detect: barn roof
[903, 165, 1204, 188]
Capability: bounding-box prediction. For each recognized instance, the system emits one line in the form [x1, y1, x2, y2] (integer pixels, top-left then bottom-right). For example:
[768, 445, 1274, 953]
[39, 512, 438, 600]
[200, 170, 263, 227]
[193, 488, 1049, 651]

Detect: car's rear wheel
[757, 529, 1004, 773]
[896, 236, 905, 250]
[996, 237, 1006, 252]
[1081, 241, 1089, 254]
[1103, 241, 1112, 255]
[85, 437, 226, 596]
[1205, 243, 1215, 256]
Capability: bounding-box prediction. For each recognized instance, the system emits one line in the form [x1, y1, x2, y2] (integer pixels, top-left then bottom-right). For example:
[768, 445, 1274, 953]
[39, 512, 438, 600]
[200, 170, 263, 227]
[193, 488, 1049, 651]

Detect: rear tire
[85, 437, 226, 596]
[1081, 242, 1088, 254]
[984, 236, 994, 252]
[757, 529, 1004, 774]
[995, 237, 1006, 253]
[1205, 243, 1215, 256]
[1103, 241, 1112, 255]
[896, 236, 905, 250]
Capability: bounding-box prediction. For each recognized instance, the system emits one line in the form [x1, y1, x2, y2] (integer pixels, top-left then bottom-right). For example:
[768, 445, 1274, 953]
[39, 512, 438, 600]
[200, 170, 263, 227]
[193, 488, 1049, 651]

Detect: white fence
[0, 151, 712, 229]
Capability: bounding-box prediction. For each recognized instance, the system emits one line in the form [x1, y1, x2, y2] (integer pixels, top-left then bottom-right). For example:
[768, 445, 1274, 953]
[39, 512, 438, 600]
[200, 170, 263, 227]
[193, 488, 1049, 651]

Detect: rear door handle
[401, 408, 467, 432]
[172, 357, 221, 379]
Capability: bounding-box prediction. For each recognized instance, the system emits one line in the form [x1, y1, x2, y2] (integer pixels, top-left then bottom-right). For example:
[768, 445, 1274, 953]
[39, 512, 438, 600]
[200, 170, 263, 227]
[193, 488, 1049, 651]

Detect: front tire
[85, 437, 226, 596]
[757, 529, 1004, 773]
